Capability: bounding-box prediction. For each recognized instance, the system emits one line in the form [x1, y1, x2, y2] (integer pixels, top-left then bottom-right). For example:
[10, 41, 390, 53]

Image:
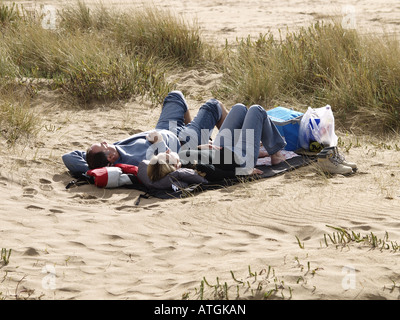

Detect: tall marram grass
[0, 0, 212, 145]
[0, 1, 19, 26]
[1, 0, 400, 139]
[219, 22, 400, 133]
[0, 0, 209, 106]
[0, 84, 40, 145]
[59, 1, 207, 67]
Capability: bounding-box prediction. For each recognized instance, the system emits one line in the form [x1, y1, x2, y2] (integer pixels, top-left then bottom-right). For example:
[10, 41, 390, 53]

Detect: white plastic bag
[299, 105, 338, 150]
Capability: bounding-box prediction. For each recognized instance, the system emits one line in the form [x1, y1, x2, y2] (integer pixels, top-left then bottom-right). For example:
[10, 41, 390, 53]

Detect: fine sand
[1, 0, 400, 300]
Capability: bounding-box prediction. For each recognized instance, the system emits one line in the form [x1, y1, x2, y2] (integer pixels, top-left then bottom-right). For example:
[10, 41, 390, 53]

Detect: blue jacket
[62, 129, 181, 177]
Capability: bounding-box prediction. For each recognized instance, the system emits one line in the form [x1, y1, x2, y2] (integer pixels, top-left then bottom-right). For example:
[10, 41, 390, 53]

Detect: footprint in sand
[39, 178, 53, 191]
[71, 194, 98, 200]
[115, 205, 139, 212]
[15, 158, 27, 166]
[71, 141, 85, 148]
[23, 187, 38, 197]
[49, 208, 64, 213]
[0, 176, 7, 187]
[106, 234, 124, 240]
[23, 247, 40, 256]
[143, 204, 160, 210]
[26, 205, 45, 211]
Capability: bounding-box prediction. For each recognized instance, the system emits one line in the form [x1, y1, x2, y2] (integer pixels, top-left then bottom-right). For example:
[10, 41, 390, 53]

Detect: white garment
[256, 146, 299, 166]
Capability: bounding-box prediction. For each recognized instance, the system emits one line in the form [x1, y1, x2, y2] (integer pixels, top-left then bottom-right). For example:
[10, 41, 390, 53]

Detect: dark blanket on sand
[66, 154, 315, 203]
[137, 154, 315, 201]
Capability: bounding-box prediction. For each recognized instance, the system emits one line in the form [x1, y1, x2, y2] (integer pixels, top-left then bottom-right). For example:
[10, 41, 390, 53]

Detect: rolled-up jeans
[156, 91, 222, 150]
[62, 91, 222, 176]
[213, 103, 286, 173]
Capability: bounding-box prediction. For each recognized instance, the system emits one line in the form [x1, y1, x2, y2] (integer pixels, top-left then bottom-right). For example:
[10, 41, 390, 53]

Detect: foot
[258, 149, 269, 158]
[271, 151, 286, 165]
[216, 100, 228, 129]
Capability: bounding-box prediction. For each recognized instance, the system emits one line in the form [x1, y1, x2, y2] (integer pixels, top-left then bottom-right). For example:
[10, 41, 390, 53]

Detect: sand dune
[1, 0, 400, 300]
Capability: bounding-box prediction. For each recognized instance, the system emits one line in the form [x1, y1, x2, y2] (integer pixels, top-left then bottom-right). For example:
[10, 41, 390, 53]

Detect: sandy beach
[1, 0, 400, 300]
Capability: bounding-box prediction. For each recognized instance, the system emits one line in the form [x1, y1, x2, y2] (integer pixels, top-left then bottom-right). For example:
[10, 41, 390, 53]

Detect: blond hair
[147, 155, 177, 182]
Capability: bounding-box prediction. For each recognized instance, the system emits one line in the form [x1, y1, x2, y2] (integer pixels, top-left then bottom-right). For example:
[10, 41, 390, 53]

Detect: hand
[198, 143, 222, 150]
[146, 130, 163, 144]
[251, 168, 263, 175]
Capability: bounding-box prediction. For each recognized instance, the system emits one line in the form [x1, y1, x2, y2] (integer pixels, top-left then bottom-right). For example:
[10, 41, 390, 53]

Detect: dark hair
[86, 149, 109, 169]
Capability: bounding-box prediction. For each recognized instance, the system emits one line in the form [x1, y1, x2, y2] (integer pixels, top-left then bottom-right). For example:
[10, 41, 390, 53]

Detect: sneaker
[317, 147, 353, 175]
[333, 146, 357, 170]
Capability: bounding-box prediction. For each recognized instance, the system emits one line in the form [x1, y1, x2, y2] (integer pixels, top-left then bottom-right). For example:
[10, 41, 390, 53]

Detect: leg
[214, 103, 247, 148]
[236, 105, 286, 169]
[217, 103, 247, 132]
[155, 91, 189, 135]
[256, 106, 286, 156]
[179, 98, 223, 149]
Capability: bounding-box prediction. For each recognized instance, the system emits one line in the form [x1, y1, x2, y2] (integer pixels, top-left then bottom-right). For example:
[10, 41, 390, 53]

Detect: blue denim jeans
[156, 91, 222, 150]
[62, 91, 222, 176]
[214, 103, 286, 171]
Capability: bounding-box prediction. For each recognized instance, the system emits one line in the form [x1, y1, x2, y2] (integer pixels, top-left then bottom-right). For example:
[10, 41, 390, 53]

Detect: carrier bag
[267, 106, 303, 151]
[299, 105, 338, 150]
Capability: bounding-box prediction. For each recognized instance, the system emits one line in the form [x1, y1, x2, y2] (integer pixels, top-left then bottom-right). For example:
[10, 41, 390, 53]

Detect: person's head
[86, 142, 119, 169]
[147, 149, 181, 182]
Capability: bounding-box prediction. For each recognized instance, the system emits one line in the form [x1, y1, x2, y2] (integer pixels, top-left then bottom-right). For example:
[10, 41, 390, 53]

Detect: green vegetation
[0, 1, 179, 105]
[183, 226, 400, 300]
[58, 1, 208, 66]
[183, 265, 295, 300]
[183, 257, 325, 300]
[1, 0, 400, 146]
[1, 248, 11, 266]
[323, 225, 400, 252]
[0, 85, 40, 145]
[218, 22, 400, 133]
[0, 1, 19, 26]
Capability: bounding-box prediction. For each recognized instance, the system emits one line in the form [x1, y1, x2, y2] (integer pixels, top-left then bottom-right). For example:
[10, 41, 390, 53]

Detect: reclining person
[140, 103, 287, 189]
[62, 91, 227, 177]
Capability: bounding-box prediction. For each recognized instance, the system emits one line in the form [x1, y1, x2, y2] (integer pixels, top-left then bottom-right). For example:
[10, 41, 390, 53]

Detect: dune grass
[0, 248, 11, 266]
[0, 84, 40, 145]
[0, 7, 177, 105]
[218, 22, 400, 134]
[0, 1, 19, 26]
[58, 1, 208, 67]
[0, 0, 210, 144]
[0, 0, 211, 105]
[1, 0, 400, 145]
[184, 226, 400, 300]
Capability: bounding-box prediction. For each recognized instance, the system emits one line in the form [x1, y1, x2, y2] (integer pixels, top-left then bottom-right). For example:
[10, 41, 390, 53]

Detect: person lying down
[138, 103, 288, 190]
[84, 103, 289, 191]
